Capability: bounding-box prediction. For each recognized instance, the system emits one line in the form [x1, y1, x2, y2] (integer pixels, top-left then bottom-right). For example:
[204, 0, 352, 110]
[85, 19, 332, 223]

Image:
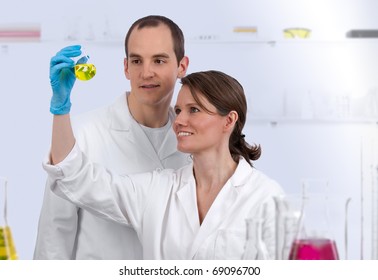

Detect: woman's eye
[190, 107, 200, 113]
[174, 108, 181, 115]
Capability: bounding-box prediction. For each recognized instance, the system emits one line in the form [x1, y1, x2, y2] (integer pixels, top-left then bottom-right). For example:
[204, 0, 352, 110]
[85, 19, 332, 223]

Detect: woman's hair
[124, 15, 185, 65]
[180, 70, 261, 166]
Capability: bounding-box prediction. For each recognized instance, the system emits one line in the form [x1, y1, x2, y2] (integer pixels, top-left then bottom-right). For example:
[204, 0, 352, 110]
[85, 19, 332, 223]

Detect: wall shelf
[248, 116, 378, 126]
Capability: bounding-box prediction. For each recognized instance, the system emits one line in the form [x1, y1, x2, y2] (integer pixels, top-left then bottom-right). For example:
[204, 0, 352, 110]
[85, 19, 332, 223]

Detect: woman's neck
[193, 152, 238, 224]
[193, 152, 237, 191]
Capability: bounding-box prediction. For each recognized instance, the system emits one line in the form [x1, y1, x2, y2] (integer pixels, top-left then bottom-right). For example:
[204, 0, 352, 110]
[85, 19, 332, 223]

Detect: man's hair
[124, 15, 185, 65]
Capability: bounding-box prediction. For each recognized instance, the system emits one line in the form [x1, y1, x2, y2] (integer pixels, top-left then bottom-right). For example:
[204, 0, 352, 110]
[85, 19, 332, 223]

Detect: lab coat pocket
[214, 229, 247, 259]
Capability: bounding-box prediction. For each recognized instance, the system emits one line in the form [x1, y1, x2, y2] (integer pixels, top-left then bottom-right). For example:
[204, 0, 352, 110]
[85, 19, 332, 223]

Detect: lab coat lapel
[188, 158, 253, 259]
[158, 124, 179, 160]
[109, 92, 164, 168]
[188, 180, 239, 259]
[157, 108, 180, 160]
[176, 165, 200, 235]
[127, 121, 165, 167]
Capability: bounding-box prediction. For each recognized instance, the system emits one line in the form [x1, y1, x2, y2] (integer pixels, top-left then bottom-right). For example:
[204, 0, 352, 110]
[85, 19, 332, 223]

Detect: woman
[44, 70, 284, 259]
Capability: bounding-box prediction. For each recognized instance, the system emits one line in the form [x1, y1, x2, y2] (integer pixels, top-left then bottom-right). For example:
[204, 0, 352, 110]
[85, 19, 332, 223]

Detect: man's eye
[131, 59, 141, 64]
[155, 59, 164, 64]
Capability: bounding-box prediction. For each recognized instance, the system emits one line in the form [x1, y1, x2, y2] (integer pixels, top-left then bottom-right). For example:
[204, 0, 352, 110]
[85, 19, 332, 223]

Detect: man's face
[124, 24, 187, 108]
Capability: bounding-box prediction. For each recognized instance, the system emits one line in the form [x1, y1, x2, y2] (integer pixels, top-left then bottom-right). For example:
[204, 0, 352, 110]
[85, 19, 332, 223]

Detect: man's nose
[141, 63, 154, 79]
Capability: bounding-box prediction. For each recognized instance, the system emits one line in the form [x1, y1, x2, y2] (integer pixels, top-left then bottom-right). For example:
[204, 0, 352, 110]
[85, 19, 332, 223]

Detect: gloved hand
[49, 45, 82, 115]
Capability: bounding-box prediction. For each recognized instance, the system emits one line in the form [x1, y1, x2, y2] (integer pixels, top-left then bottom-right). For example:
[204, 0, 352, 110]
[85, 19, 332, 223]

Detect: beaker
[73, 48, 96, 81]
[274, 179, 351, 260]
[0, 177, 17, 260]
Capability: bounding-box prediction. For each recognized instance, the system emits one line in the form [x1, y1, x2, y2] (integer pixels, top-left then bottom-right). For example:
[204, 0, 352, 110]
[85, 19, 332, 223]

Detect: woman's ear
[224, 111, 238, 132]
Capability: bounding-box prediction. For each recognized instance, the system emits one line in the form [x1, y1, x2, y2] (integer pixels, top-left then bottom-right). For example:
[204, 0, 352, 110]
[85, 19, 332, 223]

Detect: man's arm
[51, 114, 75, 165]
[34, 45, 81, 259]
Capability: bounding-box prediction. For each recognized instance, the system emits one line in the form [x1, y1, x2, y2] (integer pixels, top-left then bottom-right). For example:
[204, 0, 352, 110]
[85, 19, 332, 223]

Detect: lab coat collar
[108, 92, 133, 131]
[229, 157, 254, 188]
[108, 92, 178, 165]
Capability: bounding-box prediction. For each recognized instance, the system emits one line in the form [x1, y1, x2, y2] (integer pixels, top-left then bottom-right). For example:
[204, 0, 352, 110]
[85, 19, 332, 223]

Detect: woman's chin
[177, 145, 192, 154]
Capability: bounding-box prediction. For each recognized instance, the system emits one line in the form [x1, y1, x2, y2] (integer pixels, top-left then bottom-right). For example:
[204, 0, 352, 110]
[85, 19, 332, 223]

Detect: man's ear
[124, 57, 130, 80]
[177, 56, 189, 78]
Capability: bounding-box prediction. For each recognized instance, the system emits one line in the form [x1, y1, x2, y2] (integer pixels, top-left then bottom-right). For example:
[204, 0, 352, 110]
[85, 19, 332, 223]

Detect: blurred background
[0, 0, 377, 259]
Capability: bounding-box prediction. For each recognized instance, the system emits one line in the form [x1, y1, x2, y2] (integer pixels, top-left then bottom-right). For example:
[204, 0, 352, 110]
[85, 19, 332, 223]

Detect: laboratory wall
[0, 0, 378, 259]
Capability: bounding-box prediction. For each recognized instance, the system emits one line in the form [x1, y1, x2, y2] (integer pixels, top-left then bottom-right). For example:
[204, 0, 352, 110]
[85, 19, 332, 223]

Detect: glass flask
[242, 218, 269, 260]
[73, 48, 96, 81]
[0, 177, 17, 260]
[274, 179, 351, 260]
[243, 203, 271, 260]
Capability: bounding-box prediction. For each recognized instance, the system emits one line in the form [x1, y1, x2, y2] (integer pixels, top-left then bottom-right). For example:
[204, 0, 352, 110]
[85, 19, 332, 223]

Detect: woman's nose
[174, 112, 187, 126]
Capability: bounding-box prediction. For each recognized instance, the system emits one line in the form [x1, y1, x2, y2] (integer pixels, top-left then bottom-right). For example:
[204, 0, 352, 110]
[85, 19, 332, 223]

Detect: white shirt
[34, 93, 190, 259]
[44, 143, 284, 260]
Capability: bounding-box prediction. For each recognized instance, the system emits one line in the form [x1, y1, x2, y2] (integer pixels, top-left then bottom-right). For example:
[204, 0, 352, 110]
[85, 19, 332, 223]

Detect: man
[34, 15, 190, 259]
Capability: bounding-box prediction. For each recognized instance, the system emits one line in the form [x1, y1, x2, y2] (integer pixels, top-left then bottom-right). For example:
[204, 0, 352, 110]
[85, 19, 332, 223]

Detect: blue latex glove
[49, 45, 82, 115]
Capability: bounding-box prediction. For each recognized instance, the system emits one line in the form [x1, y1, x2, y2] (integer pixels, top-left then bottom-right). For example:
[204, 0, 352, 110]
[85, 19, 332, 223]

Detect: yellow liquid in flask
[75, 63, 96, 81]
[0, 226, 18, 260]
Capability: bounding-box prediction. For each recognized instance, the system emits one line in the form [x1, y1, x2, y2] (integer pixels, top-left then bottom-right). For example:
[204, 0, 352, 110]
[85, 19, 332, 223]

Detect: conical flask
[0, 177, 18, 260]
[275, 179, 351, 260]
[289, 181, 339, 260]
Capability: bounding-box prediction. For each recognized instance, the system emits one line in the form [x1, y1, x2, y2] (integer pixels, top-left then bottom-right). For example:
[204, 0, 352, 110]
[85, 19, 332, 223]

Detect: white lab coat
[44, 143, 284, 260]
[34, 93, 190, 259]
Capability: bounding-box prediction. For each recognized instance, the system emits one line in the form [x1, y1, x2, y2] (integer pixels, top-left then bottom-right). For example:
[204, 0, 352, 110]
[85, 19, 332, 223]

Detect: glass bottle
[0, 177, 17, 260]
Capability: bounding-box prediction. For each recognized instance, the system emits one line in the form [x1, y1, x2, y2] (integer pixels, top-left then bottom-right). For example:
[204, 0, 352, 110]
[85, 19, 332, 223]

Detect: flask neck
[0, 177, 8, 226]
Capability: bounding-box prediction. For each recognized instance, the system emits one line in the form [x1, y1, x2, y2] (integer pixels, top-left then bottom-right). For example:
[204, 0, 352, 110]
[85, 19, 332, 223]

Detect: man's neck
[126, 93, 170, 128]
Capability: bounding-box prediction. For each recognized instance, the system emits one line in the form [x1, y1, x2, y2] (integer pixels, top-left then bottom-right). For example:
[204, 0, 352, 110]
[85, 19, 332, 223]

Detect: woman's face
[173, 85, 229, 155]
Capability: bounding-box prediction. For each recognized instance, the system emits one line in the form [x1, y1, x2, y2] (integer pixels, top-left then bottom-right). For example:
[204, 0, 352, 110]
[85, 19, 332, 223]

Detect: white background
[0, 0, 378, 259]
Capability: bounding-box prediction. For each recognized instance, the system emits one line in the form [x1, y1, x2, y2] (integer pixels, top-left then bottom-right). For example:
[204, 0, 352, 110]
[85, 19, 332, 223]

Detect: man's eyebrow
[153, 53, 170, 58]
[128, 53, 170, 58]
[128, 53, 141, 58]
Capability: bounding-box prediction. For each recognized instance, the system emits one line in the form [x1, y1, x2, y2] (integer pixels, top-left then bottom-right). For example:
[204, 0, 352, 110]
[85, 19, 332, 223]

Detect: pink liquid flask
[288, 238, 339, 260]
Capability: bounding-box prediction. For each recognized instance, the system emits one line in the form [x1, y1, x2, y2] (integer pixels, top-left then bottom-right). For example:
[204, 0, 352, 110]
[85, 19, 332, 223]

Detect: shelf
[2, 37, 378, 47]
[248, 116, 378, 126]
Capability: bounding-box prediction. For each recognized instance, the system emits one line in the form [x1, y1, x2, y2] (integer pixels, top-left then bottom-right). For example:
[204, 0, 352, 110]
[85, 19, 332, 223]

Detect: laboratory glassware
[243, 203, 271, 259]
[243, 218, 270, 260]
[73, 48, 96, 81]
[274, 179, 351, 260]
[0, 177, 17, 260]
